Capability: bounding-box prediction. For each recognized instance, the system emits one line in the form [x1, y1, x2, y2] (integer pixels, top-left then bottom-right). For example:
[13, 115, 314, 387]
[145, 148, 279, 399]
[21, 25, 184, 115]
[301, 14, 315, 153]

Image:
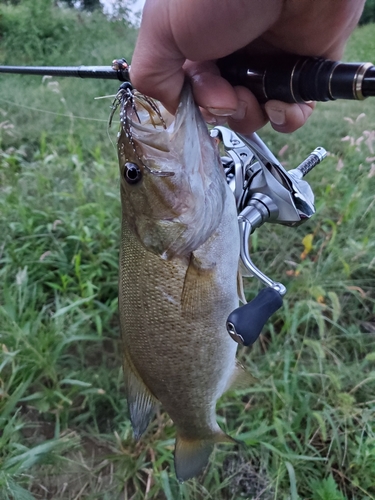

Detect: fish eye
[124, 162, 142, 184]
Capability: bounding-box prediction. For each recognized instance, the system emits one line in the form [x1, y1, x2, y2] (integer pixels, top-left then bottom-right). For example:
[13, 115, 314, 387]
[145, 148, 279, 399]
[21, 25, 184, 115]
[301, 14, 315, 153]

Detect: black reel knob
[226, 288, 283, 346]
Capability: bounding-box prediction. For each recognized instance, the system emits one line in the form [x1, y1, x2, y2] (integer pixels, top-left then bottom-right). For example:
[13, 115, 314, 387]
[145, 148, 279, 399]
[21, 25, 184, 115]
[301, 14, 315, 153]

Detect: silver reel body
[211, 126, 326, 345]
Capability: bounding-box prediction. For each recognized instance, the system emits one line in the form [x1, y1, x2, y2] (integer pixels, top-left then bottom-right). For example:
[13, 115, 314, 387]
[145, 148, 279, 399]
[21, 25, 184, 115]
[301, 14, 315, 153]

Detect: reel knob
[226, 288, 283, 346]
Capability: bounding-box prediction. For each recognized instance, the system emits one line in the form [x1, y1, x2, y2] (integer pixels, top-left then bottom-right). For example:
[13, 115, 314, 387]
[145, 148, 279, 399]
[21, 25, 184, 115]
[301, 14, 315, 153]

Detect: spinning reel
[212, 126, 327, 346]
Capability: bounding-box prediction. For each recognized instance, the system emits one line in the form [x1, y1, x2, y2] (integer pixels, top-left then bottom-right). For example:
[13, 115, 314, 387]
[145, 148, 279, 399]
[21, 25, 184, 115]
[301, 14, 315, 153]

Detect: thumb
[129, 1, 186, 113]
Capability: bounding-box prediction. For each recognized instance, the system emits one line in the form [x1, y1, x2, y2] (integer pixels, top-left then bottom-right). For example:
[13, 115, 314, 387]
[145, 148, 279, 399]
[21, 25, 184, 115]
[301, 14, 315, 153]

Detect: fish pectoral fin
[181, 252, 216, 319]
[175, 431, 237, 482]
[224, 360, 259, 393]
[123, 358, 159, 440]
[136, 218, 187, 259]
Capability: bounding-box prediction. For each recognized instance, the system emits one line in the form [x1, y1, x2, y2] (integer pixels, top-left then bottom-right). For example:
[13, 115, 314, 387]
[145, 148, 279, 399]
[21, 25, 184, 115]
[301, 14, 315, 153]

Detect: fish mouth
[114, 84, 176, 177]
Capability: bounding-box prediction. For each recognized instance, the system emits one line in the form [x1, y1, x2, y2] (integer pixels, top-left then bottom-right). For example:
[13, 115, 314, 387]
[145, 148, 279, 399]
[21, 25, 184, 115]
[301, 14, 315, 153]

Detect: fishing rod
[0, 58, 130, 82]
[1, 55, 375, 102]
[2, 54, 374, 346]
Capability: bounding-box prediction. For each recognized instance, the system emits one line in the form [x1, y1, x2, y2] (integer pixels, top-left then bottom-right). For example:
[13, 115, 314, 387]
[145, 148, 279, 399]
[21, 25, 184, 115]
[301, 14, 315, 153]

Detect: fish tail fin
[174, 431, 237, 482]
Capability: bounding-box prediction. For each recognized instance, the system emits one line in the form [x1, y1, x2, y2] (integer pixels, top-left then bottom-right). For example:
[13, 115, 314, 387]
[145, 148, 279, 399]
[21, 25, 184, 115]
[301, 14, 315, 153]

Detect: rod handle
[218, 54, 375, 103]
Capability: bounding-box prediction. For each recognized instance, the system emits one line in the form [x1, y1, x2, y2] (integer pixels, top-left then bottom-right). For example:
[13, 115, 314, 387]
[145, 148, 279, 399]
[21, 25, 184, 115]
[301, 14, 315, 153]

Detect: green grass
[1, 4, 375, 499]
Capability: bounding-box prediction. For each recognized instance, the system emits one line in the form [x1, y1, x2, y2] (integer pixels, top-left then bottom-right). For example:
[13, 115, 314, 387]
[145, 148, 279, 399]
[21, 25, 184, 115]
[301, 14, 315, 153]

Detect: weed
[1, 3, 375, 498]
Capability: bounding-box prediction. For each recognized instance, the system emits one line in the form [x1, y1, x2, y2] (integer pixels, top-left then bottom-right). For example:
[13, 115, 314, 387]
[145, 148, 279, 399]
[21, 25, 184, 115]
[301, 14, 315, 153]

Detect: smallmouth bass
[116, 82, 248, 481]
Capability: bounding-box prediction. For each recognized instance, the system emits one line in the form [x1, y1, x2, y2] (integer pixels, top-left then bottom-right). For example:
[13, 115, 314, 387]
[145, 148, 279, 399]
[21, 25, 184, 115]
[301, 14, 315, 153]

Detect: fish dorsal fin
[123, 357, 159, 440]
[224, 360, 259, 393]
[174, 431, 237, 482]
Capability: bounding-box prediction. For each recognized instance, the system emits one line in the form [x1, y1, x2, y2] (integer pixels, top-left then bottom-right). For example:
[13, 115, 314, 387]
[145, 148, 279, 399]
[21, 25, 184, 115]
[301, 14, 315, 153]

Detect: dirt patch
[222, 453, 273, 499]
[28, 435, 122, 500]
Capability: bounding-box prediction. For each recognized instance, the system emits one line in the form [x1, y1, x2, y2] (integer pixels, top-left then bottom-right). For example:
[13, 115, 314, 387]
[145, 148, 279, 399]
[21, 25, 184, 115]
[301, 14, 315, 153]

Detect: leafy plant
[310, 475, 346, 500]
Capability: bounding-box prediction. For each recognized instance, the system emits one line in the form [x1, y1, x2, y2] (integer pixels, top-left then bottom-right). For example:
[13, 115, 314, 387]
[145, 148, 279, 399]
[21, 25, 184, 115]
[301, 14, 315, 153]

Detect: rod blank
[0, 64, 130, 81]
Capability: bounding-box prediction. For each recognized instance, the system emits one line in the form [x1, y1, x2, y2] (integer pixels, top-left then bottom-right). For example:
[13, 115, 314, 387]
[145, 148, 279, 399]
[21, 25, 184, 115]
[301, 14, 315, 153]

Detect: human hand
[130, 0, 365, 134]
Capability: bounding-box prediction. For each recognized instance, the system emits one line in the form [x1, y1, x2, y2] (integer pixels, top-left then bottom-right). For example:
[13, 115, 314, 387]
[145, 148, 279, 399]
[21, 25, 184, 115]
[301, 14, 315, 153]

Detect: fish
[116, 81, 249, 482]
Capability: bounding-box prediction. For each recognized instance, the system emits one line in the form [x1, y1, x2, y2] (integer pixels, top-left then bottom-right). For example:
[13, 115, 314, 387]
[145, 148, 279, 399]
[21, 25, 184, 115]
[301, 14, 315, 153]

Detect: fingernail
[230, 101, 247, 121]
[206, 107, 236, 117]
[266, 107, 286, 126]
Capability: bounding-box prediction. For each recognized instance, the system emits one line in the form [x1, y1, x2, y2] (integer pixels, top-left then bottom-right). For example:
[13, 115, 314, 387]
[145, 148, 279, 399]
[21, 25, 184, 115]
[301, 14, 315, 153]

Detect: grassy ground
[1, 3, 375, 498]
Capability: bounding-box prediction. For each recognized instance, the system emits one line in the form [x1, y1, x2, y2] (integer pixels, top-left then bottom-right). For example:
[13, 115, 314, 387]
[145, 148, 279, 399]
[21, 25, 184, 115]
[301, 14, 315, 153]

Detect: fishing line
[0, 96, 118, 123]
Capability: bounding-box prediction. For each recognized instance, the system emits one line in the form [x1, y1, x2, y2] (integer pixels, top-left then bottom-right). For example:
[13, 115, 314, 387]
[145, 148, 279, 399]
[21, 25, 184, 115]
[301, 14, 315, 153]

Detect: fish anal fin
[174, 431, 237, 482]
[181, 252, 216, 319]
[224, 360, 259, 393]
[123, 357, 159, 440]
